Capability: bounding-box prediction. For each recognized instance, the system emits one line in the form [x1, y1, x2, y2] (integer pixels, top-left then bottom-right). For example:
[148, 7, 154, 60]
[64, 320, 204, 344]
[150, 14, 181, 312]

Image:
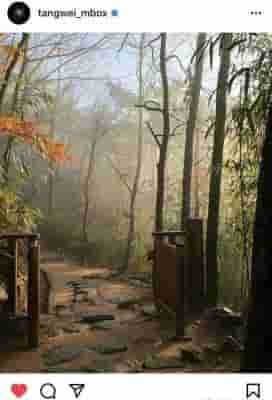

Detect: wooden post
[28, 238, 40, 348]
[186, 218, 205, 315]
[152, 236, 159, 310]
[6, 239, 18, 314]
[168, 235, 175, 245]
[176, 243, 185, 337]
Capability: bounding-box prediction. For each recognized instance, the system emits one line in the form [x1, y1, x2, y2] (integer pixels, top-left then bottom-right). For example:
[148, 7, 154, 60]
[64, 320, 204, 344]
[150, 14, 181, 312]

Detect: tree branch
[135, 100, 163, 113]
[146, 121, 161, 148]
[106, 156, 132, 194]
[117, 33, 130, 53]
[166, 54, 192, 81]
[171, 122, 184, 136]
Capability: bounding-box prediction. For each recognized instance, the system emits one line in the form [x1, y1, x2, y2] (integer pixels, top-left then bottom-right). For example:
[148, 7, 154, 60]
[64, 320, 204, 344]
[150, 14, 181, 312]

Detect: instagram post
[0, 0, 271, 397]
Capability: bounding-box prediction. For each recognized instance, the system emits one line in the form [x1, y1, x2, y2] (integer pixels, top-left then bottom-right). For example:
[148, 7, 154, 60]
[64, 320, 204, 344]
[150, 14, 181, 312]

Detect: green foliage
[0, 145, 42, 233]
[218, 33, 272, 306]
[0, 186, 41, 232]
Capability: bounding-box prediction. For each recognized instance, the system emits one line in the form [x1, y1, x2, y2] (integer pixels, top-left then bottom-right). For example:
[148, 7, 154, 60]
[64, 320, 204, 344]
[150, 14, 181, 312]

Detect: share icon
[69, 384, 85, 399]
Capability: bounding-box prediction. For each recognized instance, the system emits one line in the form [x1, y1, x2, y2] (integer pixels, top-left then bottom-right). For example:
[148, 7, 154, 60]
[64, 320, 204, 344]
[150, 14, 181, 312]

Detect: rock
[42, 367, 85, 373]
[219, 336, 244, 353]
[77, 289, 88, 295]
[81, 367, 110, 373]
[90, 343, 128, 355]
[41, 322, 62, 338]
[43, 345, 86, 366]
[203, 306, 242, 325]
[129, 280, 151, 288]
[90, 321, 114, 330]
[143, 355, 184, 369]
[48, 327, 63, 338]
[126, 359, 143, 372]
[180, 345, 204, 363]
[116, 297, 142, 309]
[127, 272, 152, 283]
[81, 359, 115, 373]
[55, 305, 67, 317]
[203, 343, 220, 355]
[153, 339, 163, 348]
[193, 306, 243, 348]
[165, 334, 192, 343]
[62, 325, 81, 334]
[66, 280, 90, 290]
[79, 314, 115, 324]
[88, 298, 96, 306]
[140, 304, 158, 317]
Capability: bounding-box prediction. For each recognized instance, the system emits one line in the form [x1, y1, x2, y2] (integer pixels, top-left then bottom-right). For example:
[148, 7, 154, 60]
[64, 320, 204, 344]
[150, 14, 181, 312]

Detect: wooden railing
[0, 233, 40, 348]
[152, 218, 205, 337]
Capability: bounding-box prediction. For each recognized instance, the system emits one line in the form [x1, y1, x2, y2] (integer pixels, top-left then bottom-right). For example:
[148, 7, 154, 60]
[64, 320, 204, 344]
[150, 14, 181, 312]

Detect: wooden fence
[0, 233, 40, 348]
[152, 218, 205, 337]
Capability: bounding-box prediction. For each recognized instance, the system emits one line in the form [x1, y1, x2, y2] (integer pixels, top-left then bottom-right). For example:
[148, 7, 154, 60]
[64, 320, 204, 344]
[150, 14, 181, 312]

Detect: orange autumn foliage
[0, 116, 72, 163]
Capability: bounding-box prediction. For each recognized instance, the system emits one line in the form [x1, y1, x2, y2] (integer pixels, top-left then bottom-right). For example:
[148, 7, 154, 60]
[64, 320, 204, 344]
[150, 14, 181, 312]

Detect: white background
[0, 374, 269, 400]
[0, 0, 271, 32]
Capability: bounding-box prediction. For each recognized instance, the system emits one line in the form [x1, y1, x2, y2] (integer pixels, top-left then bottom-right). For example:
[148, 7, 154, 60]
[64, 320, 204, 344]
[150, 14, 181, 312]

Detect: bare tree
[141, 33, 171, 231]
[81, 109, 110, 246]
[47, 50, 61, 217]
[206, 33, 232, 307]
[122, 34, 145, 272]
[154, 33, 171, 231]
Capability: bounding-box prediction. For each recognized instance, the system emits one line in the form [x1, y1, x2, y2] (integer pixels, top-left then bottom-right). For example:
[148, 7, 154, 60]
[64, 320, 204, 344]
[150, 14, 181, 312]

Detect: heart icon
[11, 384, 28, 398]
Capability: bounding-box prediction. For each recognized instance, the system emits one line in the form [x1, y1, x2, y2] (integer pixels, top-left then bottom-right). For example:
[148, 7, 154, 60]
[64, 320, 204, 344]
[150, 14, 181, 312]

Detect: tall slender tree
[82, 109, 110, 247]
[155, 32, 170, 231]
[181, 33, 206, 229]
[193, 127, 200, 217]
[48, 48, 61, 216]
[123, 33, 145, 271]
[206, 33, 232, 307]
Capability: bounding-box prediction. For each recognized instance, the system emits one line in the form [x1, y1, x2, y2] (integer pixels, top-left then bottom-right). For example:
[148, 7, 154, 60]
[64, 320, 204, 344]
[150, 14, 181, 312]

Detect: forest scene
[0, 32, 271, 372]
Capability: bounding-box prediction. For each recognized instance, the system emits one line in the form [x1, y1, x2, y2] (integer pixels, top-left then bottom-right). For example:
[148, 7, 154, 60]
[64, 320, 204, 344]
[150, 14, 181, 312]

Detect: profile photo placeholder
[7, 2, 31, 24]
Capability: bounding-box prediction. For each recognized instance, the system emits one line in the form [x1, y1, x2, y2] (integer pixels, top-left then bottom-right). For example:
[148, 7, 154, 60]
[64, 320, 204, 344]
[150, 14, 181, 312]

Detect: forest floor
[0, 254, 241, 373]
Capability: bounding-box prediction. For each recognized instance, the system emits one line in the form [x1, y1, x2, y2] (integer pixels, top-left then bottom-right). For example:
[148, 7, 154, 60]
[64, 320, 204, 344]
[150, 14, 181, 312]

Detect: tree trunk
[181, 33, 206, 229]
[82, 137, 97, 244]
[155, 33, 170, 232]
[2, 33, 29, 184]
[241, 103, 272, 371]
[123, 34, 145, 272]
[48, 49, 61, 217]
[47, 120, 55, 217]
[206, 33, 232, 307]
[194, 127, 200, 217]
[0, 34, 28, 112]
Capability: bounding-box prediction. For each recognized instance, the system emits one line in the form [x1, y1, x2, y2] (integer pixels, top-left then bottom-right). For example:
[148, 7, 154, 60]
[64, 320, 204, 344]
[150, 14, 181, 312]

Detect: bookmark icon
[246, 383, 261, 399]
[69, 384, 85, 399]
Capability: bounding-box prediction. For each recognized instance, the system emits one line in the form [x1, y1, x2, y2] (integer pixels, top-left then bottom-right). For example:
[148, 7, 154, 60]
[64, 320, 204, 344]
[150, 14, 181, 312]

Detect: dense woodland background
[0, 32, 271, 332]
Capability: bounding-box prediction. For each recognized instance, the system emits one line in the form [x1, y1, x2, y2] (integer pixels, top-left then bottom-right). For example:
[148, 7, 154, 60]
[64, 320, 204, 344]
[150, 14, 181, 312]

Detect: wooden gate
[152, 218, 205, 337]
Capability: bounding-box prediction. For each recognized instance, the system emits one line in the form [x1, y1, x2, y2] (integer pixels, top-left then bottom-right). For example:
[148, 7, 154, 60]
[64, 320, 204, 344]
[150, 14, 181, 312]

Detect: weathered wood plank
[28, 240, 40, 348]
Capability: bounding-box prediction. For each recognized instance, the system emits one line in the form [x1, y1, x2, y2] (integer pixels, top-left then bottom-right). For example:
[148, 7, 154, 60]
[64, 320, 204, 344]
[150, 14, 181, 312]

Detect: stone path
[0, 260, 241, 373]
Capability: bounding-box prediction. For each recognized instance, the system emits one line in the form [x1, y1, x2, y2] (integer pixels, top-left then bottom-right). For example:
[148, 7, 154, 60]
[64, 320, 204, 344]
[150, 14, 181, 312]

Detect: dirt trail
[0, 256, 241, 373]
